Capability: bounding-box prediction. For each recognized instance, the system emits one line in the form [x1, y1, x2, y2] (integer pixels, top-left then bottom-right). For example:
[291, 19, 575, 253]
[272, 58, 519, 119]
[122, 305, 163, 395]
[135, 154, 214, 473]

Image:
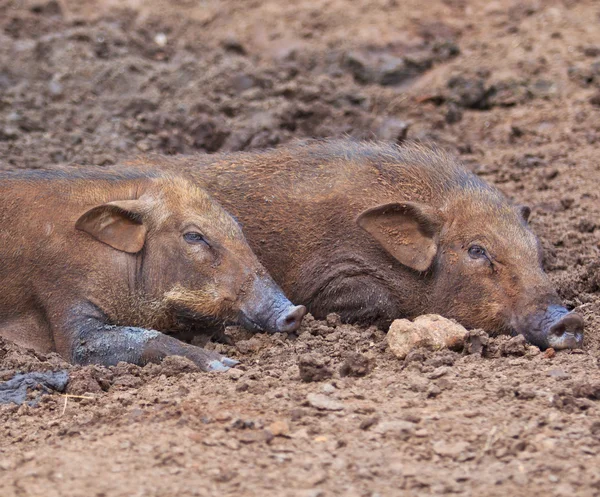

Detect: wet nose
[275, 305, 307, 333]
[547, 312, 584, 350]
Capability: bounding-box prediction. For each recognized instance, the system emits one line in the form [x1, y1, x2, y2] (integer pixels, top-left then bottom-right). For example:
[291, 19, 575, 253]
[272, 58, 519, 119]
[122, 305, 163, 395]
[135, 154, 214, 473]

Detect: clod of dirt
[500, 335, 528, 356]
[66, 368, 103, 395]
[325, 313, 342, 327]
[160, 355, 200, 376]
[387, 315, 468, 359]
[298, 354, 333, 382]
[573, 383, 600, 400]
[463, 329, 490, 356]
[339, 353, 371, 377]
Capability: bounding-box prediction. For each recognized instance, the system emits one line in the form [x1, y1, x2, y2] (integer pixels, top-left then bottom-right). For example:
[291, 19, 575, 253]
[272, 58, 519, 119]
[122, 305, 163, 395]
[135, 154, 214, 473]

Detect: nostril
[277, 305, 307, 332]
[549, 312, 584, 337]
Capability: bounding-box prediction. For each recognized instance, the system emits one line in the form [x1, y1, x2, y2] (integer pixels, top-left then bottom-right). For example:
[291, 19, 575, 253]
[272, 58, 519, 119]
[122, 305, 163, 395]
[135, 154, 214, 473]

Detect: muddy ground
[0, 0, 599, 495]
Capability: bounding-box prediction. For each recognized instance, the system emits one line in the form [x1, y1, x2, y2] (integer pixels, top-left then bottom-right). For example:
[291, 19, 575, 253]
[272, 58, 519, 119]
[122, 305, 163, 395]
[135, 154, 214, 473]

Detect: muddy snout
[274, 304, 307, 332]
[545, 307, 584, 350]
[238, 276, 306, 333]
[522, 305, 584, 350]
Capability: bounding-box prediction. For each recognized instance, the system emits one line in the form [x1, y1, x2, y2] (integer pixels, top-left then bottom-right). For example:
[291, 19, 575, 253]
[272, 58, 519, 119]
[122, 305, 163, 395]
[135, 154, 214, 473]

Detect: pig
[0, 170, 306, 371]
[133, 139, 584, 350]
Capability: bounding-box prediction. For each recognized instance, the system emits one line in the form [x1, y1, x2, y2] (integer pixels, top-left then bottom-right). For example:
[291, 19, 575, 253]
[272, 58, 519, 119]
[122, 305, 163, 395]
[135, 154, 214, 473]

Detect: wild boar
[134, 139, 584, 350]
[0, 170, 306, 371]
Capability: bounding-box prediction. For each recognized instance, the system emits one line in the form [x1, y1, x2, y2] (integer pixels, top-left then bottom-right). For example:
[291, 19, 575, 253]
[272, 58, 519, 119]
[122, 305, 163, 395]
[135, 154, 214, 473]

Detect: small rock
[306, 393, 344, 411]
[427, 384, 442, 398]
[547, 369, 570, 379]
[321, 383, 336, 394]
[447, 75, 488, 109]
[427, 366, 450, 379]
[226, 368, 244, 381]
[267, 420, 290, 437]
[136, 140, 151, 152]
[359, 417, 379, 430]
[374, 420, 416, 440]
[433, 440, 470, 458]
[387, 315, 468, 359]
[560, 197, 575, 210]
[376, 118, 410, 143]
[0, 127, 19, 141]
[543, 348, 556, 359]
[445, 103, 463, 124]
[577, 219, 596, 233]
[154, 33, 167, 47]
[48, 79, 63, 97]
[583, 45, 600, 57]
[221, 35, 246, 55]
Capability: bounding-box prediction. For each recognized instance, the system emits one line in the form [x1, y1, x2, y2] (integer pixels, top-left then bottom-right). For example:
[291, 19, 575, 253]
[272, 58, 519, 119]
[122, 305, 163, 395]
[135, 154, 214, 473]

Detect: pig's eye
[468, 245, 488, 260]
[184, 232, 209, 247]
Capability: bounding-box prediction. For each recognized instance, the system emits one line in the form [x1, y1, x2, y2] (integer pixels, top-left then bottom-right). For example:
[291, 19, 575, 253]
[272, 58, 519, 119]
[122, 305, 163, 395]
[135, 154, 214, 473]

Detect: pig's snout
[519, 305, 584, 350]
[237, 275, 306, 333]
[275, 304, 307, 333]
[545, 306, 584, 350]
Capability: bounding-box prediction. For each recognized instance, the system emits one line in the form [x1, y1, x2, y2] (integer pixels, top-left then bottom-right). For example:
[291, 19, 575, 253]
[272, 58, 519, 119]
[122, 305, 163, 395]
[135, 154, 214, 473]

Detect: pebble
[154, 33, 167, 47]
[306, 393, 344, 411]
[432, 440, 470, 458]
[374, 420, 416, 440]
[267, 420, 290, 437]
[547, 369, 570, 379]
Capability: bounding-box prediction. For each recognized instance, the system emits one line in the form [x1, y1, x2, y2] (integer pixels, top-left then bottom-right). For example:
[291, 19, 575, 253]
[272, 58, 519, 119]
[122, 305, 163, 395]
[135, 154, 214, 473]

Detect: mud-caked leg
[56, 307, 238, 372]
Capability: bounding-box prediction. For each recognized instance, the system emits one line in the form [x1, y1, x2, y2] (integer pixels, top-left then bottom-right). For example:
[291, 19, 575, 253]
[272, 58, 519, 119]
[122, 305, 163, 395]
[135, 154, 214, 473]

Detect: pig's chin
[171, 308, 225, 332]
[237, 312, 265, 333]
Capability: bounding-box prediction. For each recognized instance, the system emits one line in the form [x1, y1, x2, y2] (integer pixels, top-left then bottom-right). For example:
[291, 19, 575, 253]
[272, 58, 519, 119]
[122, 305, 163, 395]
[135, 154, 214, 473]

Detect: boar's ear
[518, 205, 531, 223]
[356, 202, 442, 272]
[75, 200, 147, 254]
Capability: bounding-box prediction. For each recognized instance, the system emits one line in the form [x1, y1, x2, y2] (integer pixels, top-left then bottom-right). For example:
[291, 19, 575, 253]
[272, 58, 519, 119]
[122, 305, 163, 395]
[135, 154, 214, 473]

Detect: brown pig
[134, 139, 584, 350]
[0, 170, 306, 371]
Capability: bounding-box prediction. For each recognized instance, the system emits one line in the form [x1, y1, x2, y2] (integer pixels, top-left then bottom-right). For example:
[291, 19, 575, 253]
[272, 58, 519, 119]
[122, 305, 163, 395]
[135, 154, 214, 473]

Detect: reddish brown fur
[0, 170, 301, 369]
[129, 139, 583, 348]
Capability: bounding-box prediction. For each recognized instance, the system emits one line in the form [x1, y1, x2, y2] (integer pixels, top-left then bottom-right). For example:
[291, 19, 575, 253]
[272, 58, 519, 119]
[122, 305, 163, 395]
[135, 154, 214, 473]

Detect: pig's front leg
[58, 307, 238, 372]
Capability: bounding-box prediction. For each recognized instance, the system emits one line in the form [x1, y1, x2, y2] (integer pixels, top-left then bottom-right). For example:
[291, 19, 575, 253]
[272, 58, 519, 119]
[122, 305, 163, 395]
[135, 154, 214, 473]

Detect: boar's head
[76, 176, 305, 334]
[357, 190, 583, 350]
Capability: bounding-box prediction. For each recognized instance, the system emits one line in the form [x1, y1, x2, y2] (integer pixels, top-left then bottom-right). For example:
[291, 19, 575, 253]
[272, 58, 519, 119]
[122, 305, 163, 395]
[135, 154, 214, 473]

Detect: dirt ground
[1, 0, 600, 495]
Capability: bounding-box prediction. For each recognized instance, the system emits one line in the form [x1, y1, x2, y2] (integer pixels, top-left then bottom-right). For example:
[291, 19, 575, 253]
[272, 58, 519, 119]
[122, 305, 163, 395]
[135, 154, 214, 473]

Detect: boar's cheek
[76, 200, 147, 254]
[356, 202, 441, 272]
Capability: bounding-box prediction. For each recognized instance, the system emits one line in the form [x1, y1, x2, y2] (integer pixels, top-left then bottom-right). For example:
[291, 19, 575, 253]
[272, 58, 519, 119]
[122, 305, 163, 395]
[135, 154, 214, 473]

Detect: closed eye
[183, 232, 210, 247]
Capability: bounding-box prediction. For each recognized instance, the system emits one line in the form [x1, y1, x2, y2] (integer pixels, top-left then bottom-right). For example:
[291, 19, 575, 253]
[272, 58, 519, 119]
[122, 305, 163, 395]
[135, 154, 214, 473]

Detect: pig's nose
[275, 305, 307, 333]
[547, 312, 584, 350]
